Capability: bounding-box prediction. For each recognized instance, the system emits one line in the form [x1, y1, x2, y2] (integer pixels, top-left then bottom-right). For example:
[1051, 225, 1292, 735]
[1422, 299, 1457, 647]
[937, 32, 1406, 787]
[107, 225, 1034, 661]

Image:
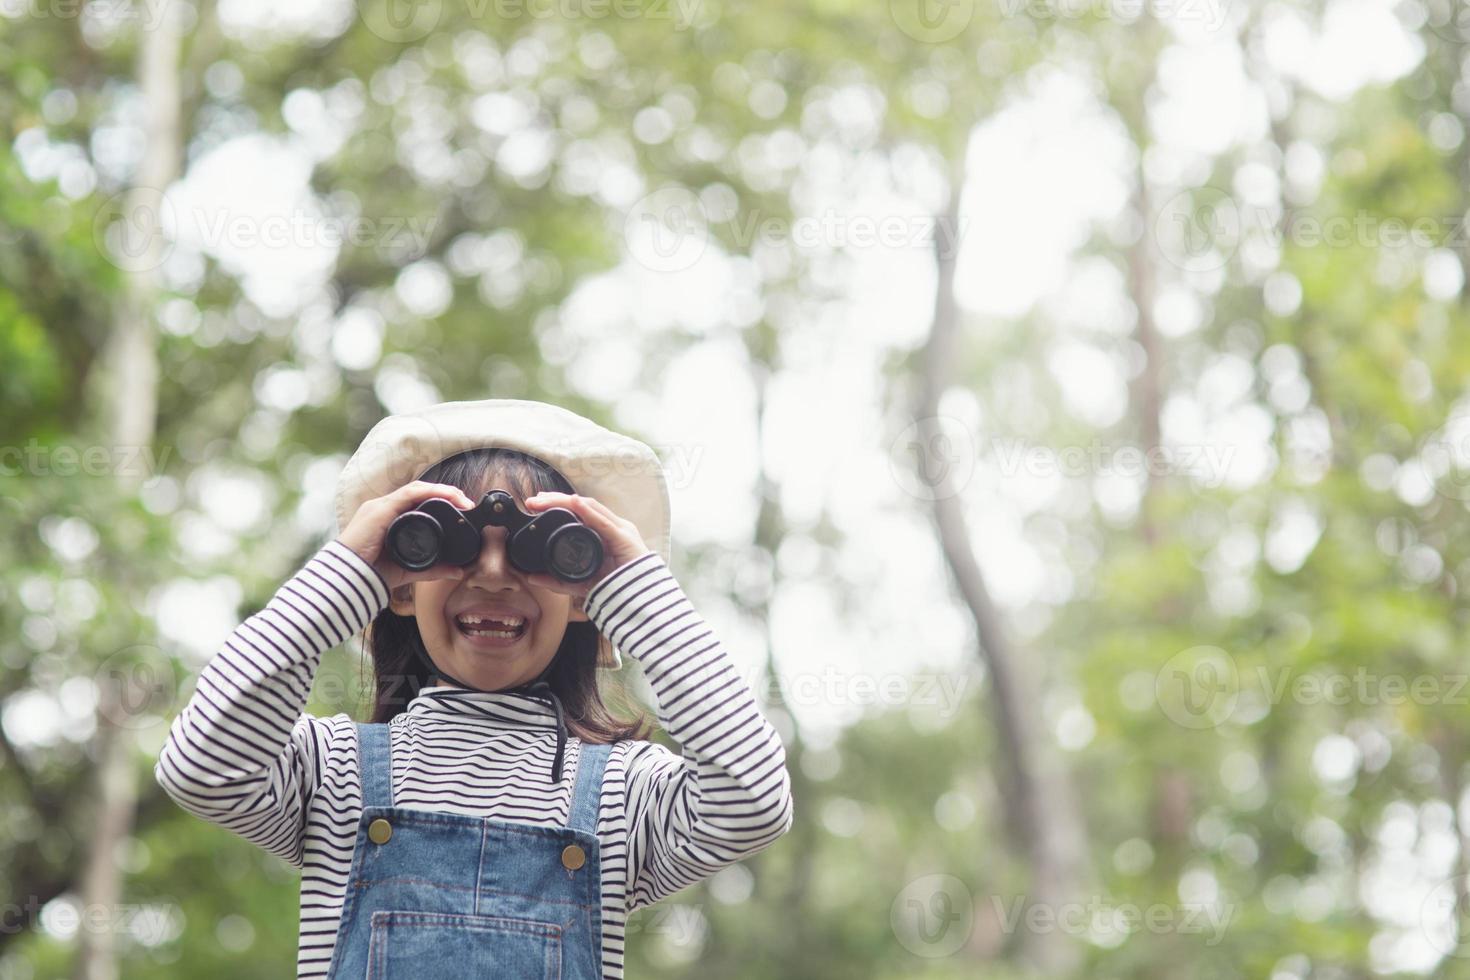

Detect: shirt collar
[407, 683, 561, 730]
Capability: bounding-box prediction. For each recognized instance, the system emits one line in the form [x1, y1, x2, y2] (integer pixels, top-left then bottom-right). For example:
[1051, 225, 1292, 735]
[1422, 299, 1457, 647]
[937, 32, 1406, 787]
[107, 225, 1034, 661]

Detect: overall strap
[568, 741, 611, 836]
[355, 721, 394, 808]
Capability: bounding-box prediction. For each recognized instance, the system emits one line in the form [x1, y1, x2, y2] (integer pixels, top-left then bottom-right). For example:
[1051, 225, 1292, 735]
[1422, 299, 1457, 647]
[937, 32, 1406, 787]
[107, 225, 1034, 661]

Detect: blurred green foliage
[10, 0, 1470, 978]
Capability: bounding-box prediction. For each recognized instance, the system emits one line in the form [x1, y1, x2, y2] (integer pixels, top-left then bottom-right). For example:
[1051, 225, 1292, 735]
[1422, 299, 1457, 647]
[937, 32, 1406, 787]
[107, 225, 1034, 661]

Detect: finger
[579, 496, 637, 536]
[526, 491, 587, 518]
[528, 491, 618, 528]
[395, 480, 475, 508]
[576, 494, 620, 523]
[418, 481, 476, 506]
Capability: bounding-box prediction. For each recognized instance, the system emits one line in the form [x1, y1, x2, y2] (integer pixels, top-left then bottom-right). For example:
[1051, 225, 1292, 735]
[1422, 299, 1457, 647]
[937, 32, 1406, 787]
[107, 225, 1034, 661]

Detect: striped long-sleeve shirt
[153, 540, 794, 978]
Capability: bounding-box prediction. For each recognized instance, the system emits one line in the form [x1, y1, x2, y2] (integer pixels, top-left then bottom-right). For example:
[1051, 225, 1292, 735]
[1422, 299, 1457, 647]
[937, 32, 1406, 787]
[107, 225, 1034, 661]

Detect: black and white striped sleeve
[583, 551, 795, 912]
[153, 539, 389, 868]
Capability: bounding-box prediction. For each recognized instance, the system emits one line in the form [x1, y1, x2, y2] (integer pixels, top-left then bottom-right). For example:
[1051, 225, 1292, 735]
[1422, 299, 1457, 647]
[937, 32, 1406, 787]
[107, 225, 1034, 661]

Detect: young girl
[154, 398, 795, 979]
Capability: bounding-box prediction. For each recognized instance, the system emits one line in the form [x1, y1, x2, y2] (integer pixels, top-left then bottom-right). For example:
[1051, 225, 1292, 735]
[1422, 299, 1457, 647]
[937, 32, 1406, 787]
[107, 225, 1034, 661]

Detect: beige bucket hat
[333, 398, 673, 669]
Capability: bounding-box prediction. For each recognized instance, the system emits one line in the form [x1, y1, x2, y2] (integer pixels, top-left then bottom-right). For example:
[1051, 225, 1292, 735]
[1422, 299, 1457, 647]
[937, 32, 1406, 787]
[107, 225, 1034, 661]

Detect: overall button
[561, 844, 586, 870]
[368, 819, 393, 845]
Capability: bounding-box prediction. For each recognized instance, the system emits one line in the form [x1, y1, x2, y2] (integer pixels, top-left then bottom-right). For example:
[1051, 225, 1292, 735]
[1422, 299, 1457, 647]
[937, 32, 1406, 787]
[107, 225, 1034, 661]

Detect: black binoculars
[386, 489, 604, 582]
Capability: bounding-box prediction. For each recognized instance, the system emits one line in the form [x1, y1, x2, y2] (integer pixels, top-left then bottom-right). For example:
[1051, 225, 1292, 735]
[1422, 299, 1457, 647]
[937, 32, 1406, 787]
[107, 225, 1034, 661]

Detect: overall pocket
[366, 910, 563, 979]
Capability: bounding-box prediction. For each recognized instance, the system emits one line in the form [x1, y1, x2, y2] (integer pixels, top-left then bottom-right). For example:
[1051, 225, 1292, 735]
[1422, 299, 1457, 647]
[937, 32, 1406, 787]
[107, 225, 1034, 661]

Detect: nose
[462, 525, 521, 586]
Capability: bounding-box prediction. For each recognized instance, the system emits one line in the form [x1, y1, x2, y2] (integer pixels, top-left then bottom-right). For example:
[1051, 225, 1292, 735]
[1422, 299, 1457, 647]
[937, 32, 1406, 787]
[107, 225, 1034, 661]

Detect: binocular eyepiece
[386, 489, 604, 583]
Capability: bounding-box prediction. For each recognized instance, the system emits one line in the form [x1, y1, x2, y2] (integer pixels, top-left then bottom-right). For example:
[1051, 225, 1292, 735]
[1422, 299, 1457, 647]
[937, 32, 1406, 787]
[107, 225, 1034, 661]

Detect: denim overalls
[324, 720, 611, 979]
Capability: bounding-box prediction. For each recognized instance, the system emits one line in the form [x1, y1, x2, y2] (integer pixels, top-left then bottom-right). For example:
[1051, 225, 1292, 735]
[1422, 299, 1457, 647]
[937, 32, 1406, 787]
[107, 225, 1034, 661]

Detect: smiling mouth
[454, 614, 528, 641]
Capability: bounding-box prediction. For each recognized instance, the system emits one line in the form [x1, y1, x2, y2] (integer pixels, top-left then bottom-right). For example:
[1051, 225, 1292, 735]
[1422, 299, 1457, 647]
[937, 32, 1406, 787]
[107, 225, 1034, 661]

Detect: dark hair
[360, 447, 654, 745]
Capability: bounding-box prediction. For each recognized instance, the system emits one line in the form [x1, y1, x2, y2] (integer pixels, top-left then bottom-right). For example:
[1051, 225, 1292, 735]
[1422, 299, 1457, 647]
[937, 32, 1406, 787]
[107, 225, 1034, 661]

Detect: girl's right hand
[336, 481, 478, 595]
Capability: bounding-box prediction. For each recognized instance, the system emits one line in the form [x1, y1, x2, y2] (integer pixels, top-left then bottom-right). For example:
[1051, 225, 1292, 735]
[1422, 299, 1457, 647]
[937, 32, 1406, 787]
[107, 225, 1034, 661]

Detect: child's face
[386, 476, 590, 691]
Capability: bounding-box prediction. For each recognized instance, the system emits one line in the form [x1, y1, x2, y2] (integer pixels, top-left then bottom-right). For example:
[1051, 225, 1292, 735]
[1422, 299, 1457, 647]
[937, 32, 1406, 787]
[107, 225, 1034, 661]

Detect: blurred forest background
[7, 0, 1470, 977]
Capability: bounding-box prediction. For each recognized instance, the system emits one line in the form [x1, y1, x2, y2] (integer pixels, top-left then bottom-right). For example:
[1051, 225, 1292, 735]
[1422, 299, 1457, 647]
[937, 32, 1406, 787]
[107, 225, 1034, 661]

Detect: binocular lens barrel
[385, 491, 604, 583]
[388, 514, 443, 571]
[547, 526, 601, 581]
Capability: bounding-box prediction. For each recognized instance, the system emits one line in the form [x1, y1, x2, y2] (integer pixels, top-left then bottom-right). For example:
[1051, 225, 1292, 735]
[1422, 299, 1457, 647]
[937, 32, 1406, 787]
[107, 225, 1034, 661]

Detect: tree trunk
[72, 5, 182, 978]
[914, 156, 1090, 974]
[1126, 179, 1163, 546]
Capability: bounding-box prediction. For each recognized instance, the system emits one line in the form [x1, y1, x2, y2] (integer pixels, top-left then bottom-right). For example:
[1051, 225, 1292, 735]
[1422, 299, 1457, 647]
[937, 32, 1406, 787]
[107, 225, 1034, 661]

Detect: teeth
[456, 613, 527, 639]
[457, 614, 525, 628]
[466, 627, 519, 638]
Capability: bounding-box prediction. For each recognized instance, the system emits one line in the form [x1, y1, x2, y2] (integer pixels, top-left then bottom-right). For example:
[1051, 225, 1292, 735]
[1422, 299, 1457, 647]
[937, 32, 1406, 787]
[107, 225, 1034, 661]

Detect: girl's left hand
[521, 491, 652, 599]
